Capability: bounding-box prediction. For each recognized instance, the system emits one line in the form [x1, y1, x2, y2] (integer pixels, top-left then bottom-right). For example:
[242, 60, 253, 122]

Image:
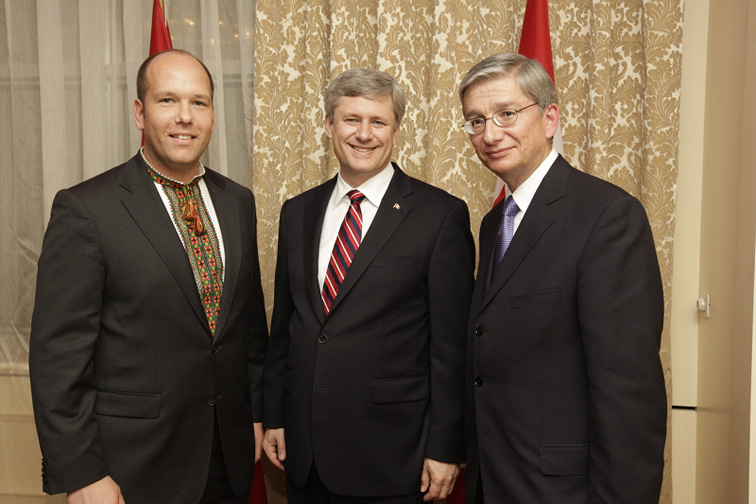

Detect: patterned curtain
[252, 1, 682, 502]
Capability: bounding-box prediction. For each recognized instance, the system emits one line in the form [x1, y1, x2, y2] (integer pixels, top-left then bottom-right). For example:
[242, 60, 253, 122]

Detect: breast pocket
[512, 288, 561, 308]
[372, 255, 419, 268]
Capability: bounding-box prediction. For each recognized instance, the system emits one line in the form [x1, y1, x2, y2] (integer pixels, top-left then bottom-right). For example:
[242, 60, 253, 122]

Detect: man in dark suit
[262, 68, 475, 503]
[458, 53, 667, 503]
[29, 49, 268, 504]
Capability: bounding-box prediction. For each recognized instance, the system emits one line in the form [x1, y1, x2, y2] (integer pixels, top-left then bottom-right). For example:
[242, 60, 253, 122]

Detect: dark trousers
[199, 415, 250, 504]
[286, 464, 423, 504]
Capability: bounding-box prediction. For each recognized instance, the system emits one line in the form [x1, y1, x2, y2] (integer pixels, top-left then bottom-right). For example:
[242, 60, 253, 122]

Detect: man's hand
[420, 458, 459, 502]
[67, 475, 124, 504]
[254, 422, 264, 463]
[262, 428, 286, 471]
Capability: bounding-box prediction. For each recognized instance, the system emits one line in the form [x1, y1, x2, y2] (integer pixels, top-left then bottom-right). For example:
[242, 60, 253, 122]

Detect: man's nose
[482, 118, 503, 144]
[355, 121, 372, 140]
[176, 101, 193, 123]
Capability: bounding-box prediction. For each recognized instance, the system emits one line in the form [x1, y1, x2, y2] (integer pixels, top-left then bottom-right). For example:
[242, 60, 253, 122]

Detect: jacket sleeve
[424, 198, 476, 463]
[577, 195, 667, 503]
[29, 189, 109, 494]
[262, 201, 294, 429]
[245, 190, 269, 422]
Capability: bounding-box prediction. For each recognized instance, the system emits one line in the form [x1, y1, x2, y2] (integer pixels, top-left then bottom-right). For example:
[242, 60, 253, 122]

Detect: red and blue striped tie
[322, 190, 366, 315]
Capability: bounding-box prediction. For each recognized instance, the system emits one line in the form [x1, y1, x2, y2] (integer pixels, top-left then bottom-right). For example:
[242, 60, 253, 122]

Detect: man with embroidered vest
[29, 49, 267, 504]
[262, 68, 475, 503]
[459, 52, 667, 503]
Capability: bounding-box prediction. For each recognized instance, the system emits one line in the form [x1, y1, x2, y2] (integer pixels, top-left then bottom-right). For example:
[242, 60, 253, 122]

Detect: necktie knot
[503, 195, 519, 218]
[492, 195, 519, 277]
[348, 190, 366, 206]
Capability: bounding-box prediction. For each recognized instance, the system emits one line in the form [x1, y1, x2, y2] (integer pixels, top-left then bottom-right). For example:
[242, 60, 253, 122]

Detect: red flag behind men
[142, 0, 173, 146]
[492, 0, 561, 206]
[149, 0, 172, 55]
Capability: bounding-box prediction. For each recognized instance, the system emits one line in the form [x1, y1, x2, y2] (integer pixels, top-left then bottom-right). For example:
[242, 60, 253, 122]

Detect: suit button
[212, 345, 219, 354]
[475, 327, 484, 337]
[318, 334, 328, 344]
[207, 398, 216, 406]
[474, 377, 483, 387]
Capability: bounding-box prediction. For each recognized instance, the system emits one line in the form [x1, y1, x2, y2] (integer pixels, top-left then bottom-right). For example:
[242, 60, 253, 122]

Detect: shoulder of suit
[559, 157, 639, 205]
[398, 169, 467, 207]
[282, 176, 336, 206]
[202, 166, 253, 197]
[64, 156, 140, 196]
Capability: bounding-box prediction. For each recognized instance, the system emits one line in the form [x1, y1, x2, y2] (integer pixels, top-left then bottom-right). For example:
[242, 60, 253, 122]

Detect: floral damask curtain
[252, 1, 681, 502]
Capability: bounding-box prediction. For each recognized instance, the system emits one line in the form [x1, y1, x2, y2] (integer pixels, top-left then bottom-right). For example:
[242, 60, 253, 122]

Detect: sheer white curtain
[0, 0, 255, 372]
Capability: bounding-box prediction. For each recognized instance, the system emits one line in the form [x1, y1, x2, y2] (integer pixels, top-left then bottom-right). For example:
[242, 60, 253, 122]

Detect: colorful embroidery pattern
[141, 152, 224, 336]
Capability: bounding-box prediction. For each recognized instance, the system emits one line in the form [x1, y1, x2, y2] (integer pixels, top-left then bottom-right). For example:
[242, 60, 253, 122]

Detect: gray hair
[325, 68, 406, 127]
[458, 53, 558, 112]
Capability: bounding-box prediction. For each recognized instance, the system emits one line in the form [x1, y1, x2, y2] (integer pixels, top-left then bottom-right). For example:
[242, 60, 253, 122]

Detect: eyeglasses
[461, 103, 539, 135]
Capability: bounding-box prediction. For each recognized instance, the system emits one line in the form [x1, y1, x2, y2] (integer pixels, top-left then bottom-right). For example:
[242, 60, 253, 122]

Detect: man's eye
[500, 110, 516, 118]
[470, 118, 485, 127]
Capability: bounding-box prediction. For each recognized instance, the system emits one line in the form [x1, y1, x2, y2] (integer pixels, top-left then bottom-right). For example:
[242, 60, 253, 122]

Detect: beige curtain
[252, 1, 682, 502]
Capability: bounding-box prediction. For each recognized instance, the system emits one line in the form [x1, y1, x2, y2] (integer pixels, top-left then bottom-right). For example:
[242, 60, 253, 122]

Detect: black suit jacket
[263, 164, 475, 497]
[466, 155, 667, 503]
[29, 155, 268, 503]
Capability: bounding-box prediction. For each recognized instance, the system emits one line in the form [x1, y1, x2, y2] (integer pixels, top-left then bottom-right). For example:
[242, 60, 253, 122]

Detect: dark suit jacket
[263, 164, 475, 497]
[466, 155, 667, 503]
[29, 154, 268, 503]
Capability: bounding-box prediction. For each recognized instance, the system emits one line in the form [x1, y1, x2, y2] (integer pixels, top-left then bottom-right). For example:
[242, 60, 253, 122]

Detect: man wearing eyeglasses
[459, 53, 667, 504]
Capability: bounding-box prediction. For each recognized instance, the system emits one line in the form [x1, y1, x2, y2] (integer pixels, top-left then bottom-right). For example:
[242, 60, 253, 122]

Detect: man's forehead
[463, 77, 525, 110]
[334, 94, 393, 112]
[145, 53, 212, 93]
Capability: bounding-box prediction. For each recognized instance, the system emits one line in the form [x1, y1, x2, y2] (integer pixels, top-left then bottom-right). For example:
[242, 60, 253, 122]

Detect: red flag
[492, 0, 561, 207]
[149, 0, 172, 55]
[518, 0, 555, 82]
[248, 460, 268, 503]
[143, 0, 173, 145]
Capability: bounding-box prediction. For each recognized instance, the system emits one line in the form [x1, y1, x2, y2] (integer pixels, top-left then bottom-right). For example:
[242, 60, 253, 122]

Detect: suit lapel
[479, 157, 571, 311]
[118, 156, 209, 333]
[304, 179, 336, 323]
[204, 170, 239, 340]
[327, 164, 412, 316]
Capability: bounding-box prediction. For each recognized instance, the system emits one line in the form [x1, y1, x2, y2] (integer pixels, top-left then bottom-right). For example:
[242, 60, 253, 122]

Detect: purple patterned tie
[493, 195, 519, 277]
[322, 190, 366, 315]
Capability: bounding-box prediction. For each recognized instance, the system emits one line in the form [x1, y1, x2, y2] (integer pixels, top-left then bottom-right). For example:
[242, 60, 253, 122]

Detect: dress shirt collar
[508, 148, 558, 214]
[329, 162, 395, 210]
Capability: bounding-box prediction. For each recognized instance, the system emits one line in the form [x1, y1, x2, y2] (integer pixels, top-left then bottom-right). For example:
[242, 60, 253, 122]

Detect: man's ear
[133, 98, 145, 131]
[324, 113, 334, 139]
[544, 103, 559, 140]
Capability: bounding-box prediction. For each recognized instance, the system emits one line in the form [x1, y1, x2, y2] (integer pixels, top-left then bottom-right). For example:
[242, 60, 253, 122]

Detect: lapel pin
[393, 203, 401, 210]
